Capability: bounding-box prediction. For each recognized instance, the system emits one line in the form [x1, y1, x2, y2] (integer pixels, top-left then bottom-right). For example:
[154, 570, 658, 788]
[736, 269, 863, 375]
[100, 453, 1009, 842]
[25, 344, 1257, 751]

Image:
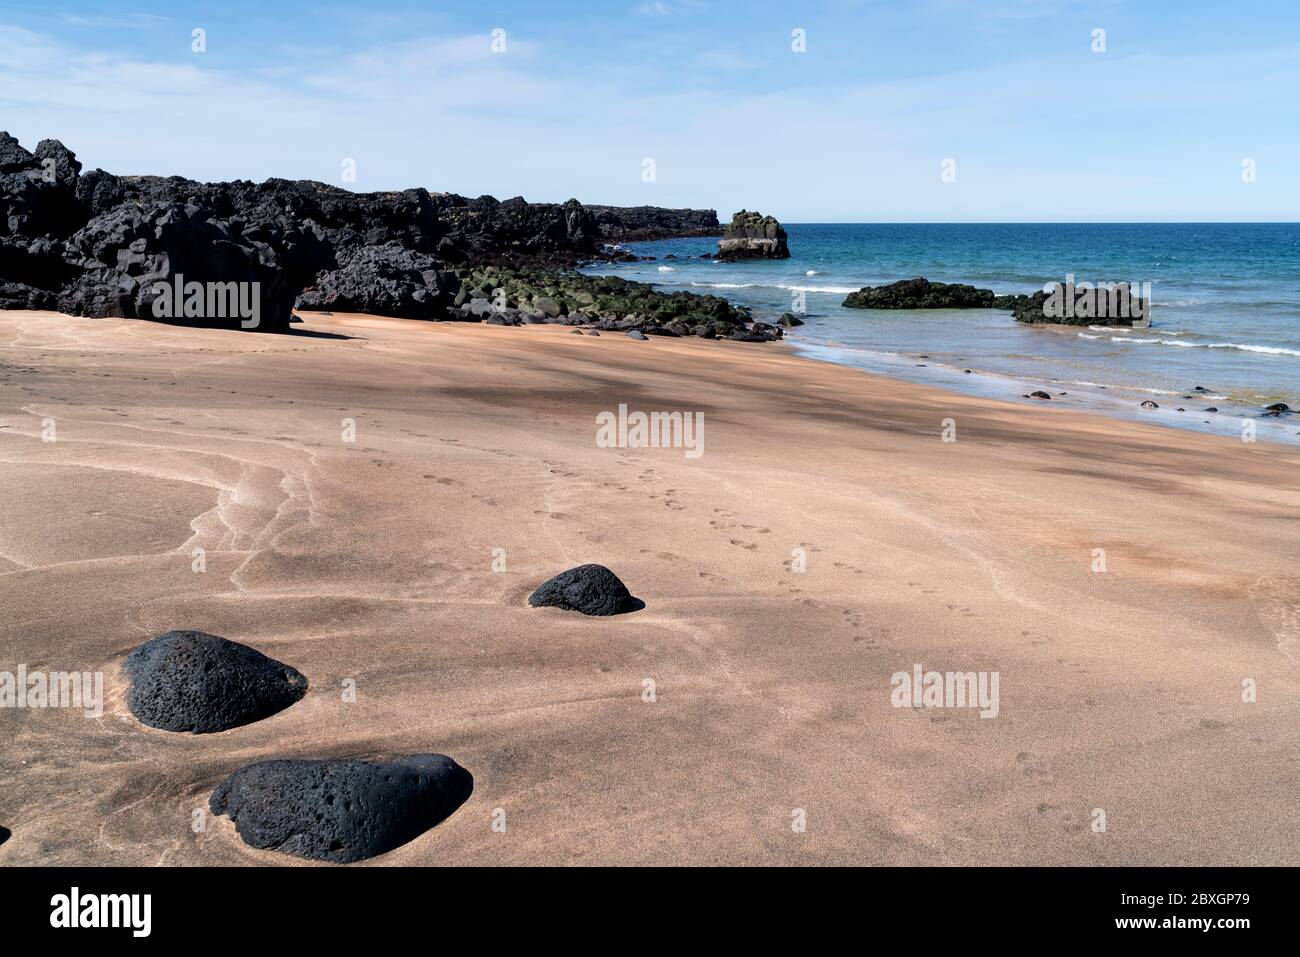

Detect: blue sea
[582, 223, 1300, 444]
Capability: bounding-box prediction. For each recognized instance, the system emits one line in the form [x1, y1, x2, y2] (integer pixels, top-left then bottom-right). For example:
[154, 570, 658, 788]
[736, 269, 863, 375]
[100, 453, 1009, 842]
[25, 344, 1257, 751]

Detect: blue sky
[1, 0, 1296, 221]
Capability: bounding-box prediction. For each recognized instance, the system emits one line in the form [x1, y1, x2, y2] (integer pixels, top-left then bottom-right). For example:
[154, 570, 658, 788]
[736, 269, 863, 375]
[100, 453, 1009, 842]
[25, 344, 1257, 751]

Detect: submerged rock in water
[716, 210, 789, 261]
[1029, 390, 1052, 400]
[1263, 402, 1291, 415]
[528, 564, 640, 616]
[209, 754, 472, 863]
[124, 630, 308, 733]
[1141, 400, 1159, 410]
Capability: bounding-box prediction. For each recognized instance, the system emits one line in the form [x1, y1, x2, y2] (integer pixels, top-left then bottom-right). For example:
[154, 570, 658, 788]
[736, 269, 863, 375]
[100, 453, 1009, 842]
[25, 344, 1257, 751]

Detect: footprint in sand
[729, 539, 758, 552]
[1016, 751, 1054, 781]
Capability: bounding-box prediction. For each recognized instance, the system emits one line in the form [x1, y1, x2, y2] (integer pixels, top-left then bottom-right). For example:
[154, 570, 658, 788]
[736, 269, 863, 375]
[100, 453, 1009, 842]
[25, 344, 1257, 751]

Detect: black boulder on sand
[0, 825, 10, 845]
[124, 630, 307, 733]
[528, 563, 640, 616]
[209, 755, 473, 863]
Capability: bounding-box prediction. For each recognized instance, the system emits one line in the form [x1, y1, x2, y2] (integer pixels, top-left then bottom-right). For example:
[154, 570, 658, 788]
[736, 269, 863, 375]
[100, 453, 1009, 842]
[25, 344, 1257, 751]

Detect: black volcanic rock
[0, 132, 781, 341]
[1008, 282, 1148, 327]
[58, 202, 301, 330]
[296, 242, 460, 319]
[1, 133, 86, 239]
[209, 754, 472, 863]
[585, 205, 721, 242]
[717, 210, 789, 261]
[529, 563, 639, 616]
[843, 277, 1000, 309]
[0, 825, 10, 845]
[124, 630, 307, 733]
[431, 194, 600, 265]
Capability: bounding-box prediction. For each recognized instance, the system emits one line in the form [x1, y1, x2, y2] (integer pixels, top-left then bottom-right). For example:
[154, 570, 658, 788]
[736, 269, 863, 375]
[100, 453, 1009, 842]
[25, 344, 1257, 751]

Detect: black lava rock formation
[0, 132, 779, 340]
[584, 205, 721, 242]
[124, 630, 308, 733]
[209, 754, 473, 863]
[843, 277, 1009, 309]
[528, 563, 641, 616]
[296, 241, 460, 319]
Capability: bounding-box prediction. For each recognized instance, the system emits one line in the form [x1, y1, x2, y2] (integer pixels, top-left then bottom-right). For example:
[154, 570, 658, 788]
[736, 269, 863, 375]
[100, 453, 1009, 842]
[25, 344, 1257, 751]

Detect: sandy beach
[1, 308, 1297, 866]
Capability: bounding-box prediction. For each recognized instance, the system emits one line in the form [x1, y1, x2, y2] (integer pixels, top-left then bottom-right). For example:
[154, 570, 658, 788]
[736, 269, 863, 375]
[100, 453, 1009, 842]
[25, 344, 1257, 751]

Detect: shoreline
[581, 226, 1300, 447]
[2, 309, 1298, 865]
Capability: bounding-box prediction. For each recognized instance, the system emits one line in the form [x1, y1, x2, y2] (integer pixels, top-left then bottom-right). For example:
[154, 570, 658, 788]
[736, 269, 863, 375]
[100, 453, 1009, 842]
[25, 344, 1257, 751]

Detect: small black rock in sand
[529, 563, 642, 616]
[124, 630, 307, 733]
[0, 825, 10, 845]
[209, 755, 472, 863]
[627, 329, 648, 340]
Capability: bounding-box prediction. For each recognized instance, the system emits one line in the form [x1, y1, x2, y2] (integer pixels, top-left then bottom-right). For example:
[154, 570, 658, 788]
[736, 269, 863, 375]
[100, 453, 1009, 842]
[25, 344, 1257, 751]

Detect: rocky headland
[0, 132, 772, 340]
[584, 205, 721, 242]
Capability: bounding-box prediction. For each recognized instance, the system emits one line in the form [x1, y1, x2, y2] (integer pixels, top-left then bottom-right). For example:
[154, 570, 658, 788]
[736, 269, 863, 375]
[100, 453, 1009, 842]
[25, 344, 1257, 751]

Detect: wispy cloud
[0, 16, 1295, 221]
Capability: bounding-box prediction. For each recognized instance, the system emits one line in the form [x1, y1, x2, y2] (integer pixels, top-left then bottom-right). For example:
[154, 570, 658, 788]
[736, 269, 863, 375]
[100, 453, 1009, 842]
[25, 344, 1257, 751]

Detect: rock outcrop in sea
[716, 210, 790, 261]
[124, 630, 308, 733]
[528, 564, 640, 616]
[843, 277, 1019, 310]
[842, 276, 1150, 327]
[0, 132, 779, 341]
[209, 755, 473, 863]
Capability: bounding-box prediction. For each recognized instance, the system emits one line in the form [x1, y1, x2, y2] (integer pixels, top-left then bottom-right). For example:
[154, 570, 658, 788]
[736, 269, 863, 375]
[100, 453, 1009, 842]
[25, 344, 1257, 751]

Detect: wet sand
[1, 309, 1297, 865]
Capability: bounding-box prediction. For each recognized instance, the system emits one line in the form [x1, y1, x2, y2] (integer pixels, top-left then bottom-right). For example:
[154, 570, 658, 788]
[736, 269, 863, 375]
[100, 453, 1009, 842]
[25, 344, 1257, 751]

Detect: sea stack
[717, 210, 789, 261]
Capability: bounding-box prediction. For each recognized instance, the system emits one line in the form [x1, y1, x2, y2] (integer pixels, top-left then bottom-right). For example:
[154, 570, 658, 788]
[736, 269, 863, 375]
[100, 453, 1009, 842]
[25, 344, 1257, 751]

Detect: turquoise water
[583, 223, 1300, 443]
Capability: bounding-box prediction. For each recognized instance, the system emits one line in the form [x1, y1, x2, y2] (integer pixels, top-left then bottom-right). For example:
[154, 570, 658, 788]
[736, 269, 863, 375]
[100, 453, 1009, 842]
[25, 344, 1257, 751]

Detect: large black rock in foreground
[528, 563, 640, 616]
[209, 755, 473, 863]
[124, 630, 308, 733]
[0, 825, 10, 845]
[716, 210, 789, 261]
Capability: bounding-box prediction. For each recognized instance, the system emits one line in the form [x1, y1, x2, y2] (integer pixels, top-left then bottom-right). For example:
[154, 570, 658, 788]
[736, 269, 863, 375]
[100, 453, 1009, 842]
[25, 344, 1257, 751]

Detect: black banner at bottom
[0, 866, 1281, 941]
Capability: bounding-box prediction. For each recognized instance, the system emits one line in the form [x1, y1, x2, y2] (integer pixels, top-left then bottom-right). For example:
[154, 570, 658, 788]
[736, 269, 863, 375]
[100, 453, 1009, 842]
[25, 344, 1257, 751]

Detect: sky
[0, 0, 1296, 222]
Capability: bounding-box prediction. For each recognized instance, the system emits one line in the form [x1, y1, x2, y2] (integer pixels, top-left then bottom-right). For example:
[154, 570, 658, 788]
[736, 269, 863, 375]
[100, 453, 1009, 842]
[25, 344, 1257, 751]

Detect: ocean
[582, 223, 1300, 444]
